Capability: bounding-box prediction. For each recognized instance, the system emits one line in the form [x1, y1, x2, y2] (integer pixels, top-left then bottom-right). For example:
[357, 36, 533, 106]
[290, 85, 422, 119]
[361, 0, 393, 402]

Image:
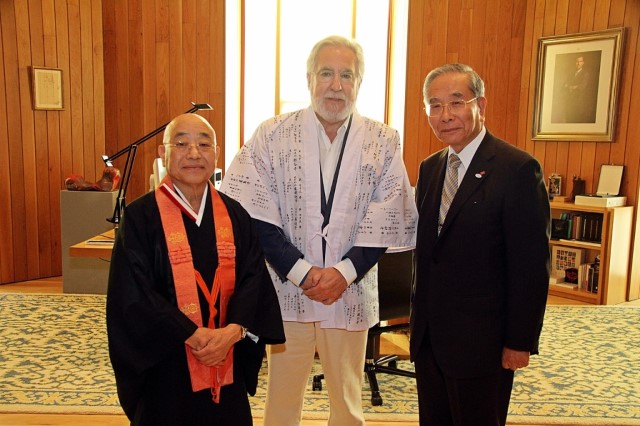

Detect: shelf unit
[549, 201, 633, 304]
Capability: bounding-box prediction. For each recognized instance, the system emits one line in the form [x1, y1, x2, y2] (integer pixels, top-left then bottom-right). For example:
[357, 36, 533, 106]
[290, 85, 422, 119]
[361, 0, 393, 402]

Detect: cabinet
[549, 202, 633, 305]
[60, 190, 118, 294]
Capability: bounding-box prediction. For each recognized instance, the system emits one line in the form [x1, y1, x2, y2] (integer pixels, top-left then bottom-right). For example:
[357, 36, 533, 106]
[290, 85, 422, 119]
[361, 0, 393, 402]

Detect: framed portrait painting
[532, 28, 624, 141]
[31, 67, 64, 110]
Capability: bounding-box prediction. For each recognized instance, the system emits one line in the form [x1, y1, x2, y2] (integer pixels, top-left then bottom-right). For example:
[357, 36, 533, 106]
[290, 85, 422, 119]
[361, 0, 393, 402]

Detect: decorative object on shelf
[30, 66, 64, 110]
[64, 167, 121, 192]
[564, 267, 578, 284]
[570, 175, 585, 201]
[532, 28, 625, 141]
[101, 102, 213, 225]
[548, 173, 562, 197]
[551, 245, 584, 279]
[574, 164, 626, 207]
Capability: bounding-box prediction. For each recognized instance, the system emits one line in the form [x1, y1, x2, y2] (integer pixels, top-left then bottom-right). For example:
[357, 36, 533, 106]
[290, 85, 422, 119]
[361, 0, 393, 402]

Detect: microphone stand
[102, 102, 213, 226]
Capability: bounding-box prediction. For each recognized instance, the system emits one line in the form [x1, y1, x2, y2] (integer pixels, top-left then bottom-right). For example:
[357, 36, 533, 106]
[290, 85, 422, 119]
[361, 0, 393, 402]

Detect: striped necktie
[438, 154, 461, 234]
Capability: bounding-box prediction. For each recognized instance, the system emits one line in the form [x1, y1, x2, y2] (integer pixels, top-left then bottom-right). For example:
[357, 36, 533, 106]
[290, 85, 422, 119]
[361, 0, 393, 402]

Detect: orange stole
[155, 177, 236, 403]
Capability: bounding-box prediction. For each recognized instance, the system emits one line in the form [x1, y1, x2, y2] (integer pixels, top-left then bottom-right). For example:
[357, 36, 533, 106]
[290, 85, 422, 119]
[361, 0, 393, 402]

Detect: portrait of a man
[551, 51, 601, 123]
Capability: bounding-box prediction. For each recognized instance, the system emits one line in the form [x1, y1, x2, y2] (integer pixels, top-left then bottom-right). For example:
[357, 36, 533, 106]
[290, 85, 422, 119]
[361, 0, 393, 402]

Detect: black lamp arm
[102, 102, 213, 225]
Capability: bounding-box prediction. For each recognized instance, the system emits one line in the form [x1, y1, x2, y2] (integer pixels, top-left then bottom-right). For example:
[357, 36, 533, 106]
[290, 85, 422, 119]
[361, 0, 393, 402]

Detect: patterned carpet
[0, 293, 639, 424]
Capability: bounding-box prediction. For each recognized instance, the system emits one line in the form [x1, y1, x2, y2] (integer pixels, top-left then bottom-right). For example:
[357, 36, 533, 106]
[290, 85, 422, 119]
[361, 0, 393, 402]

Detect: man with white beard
[221, 35, 418, 426]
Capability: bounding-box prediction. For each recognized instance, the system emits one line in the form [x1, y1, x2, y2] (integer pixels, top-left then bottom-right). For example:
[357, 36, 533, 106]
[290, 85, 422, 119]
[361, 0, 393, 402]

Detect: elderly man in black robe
[106, 113, 285, 426]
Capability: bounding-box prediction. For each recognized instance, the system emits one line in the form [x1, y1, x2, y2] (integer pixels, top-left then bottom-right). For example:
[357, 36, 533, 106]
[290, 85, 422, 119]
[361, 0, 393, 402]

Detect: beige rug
[1, 293, 639, 424]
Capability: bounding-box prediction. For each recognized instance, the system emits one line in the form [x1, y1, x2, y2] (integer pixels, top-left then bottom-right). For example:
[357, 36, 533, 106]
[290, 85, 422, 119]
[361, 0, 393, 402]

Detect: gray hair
[423, 63, 485, 102]
[162, 113, 216, 146]
[306, 35, 365, 83]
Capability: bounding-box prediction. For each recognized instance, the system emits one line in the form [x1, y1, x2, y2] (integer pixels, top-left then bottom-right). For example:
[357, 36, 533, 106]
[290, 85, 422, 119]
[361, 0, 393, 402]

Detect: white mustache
[324, 94, 346, 101]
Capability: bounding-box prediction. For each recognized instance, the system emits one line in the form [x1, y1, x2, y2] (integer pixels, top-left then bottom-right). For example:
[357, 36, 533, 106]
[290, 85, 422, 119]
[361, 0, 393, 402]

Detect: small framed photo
[30, 67, 64, 110]
[548, 174, 562, 197]
[531, 28, 624, 141]
[551, 246, 584, 278]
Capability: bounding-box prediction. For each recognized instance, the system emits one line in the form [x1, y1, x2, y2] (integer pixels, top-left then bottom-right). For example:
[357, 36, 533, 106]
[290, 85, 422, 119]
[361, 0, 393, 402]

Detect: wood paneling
[101, 0, 224, 215]
[0, 0, 105, 284]
[405, 0, 638, 198]
[1, 0, 638, 291]
[0, 0, 225, 285]
[404, 0, 640, 299]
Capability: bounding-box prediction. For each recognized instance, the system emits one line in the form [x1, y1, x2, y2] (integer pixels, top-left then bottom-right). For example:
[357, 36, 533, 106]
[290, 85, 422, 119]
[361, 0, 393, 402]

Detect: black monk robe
[106, 189, 285, 426]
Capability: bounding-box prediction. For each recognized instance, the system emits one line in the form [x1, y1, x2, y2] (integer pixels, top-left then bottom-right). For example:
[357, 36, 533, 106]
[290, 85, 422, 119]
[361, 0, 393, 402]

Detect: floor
[1, 276, 638, 425]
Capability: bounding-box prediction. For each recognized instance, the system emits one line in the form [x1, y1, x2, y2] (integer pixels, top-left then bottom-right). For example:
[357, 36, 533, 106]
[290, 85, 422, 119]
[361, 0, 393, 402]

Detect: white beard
[312, 94, 355, 123]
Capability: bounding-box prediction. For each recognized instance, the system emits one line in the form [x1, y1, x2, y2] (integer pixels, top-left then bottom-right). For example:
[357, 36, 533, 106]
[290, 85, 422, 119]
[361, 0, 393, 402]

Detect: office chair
[312, 249, 416, 406]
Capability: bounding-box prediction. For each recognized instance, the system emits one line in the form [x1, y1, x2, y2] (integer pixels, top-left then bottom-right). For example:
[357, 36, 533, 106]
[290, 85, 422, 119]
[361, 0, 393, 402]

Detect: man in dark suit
[411, 63, 551, 425]
[563, 55, 596, 123]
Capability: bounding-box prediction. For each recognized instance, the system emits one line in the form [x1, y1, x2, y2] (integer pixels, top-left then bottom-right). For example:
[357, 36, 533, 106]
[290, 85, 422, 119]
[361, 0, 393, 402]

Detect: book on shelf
[590, 256, 600, 293]
[551, 212, 603, 243]
[551, 219, 569, 240]
[577, 263, 589, 291]
[573, 257, 600, 293]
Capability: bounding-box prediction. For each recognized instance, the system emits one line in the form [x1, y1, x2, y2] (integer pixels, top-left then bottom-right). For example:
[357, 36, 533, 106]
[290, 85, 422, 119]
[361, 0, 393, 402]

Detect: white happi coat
[221, 107, 418, 331]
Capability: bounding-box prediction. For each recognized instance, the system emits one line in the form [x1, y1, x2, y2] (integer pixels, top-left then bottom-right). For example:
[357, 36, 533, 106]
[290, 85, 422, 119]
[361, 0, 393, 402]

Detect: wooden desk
[69, 229, 115, 258]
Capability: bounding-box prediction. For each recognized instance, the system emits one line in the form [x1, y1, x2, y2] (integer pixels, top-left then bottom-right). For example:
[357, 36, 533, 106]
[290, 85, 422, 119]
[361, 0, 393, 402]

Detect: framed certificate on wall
[31, 66, 64, 110]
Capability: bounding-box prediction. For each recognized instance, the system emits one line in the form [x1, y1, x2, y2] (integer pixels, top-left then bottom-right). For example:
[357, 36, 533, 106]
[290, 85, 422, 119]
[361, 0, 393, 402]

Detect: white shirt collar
[314, 114, 350, 146]
[447, 126, 486, 171]
[172, 184, 208, 226]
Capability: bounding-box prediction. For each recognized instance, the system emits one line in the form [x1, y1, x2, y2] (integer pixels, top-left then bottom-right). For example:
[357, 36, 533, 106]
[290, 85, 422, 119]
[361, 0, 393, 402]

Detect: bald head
[158, 113, 219, 194]
[163, 114, 216, 146]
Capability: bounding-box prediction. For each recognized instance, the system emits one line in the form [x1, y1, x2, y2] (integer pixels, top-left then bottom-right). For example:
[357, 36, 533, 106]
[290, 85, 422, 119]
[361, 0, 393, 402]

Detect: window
[225, 0, 408, 168]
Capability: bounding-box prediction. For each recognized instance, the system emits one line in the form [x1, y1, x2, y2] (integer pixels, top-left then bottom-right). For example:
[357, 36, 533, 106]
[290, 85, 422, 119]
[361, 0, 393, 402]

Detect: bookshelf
[549, 202, 633, 305]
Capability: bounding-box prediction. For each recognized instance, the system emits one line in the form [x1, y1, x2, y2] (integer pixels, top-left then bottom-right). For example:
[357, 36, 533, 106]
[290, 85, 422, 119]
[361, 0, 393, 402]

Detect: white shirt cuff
[333, 258, 357, 286]
[246, 330, 259, 343]
[287, 259, 313, 286]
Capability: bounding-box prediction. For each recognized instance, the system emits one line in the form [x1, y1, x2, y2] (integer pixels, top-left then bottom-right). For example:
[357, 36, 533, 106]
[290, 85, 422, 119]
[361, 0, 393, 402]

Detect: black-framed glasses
[426, 97, 478, 117]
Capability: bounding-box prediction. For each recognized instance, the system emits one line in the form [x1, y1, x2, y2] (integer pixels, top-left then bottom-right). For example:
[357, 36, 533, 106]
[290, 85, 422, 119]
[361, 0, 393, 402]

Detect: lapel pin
[475, 171, 486, 179]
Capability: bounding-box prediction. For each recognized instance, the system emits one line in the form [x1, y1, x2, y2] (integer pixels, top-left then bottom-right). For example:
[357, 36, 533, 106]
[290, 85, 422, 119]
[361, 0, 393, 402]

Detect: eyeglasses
[425, 97, 478, 117]
[314, 69, 356, 85]
[164, 141, 216, 152]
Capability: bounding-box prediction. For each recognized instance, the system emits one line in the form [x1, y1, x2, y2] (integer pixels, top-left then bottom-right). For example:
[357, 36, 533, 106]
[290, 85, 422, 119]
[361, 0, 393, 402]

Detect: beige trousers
[263, 321, 368, 426]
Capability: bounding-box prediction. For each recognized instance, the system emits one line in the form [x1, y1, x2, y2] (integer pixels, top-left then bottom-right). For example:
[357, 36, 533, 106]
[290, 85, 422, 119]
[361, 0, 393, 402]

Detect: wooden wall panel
[15, 0, 39, 279]
[0, 0, 105, 284]
[101, 0, 224, 215]
[1, 0, 637, 291]
[0, 0, 225, 284]
[404, 0, 640, 298]
[0, 1, 13, 283]
[405, 0, 638, 198]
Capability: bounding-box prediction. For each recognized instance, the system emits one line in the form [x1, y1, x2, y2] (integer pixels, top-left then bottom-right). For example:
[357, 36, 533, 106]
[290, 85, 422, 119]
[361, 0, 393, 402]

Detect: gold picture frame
[532, 28, 624, 141]
[31, 67, 64, 110]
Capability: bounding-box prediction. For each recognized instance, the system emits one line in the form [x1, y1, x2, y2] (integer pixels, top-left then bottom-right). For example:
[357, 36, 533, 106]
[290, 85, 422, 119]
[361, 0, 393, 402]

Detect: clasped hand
[300, 266, 348, 305]
[501, 347, 530, 371]
[185, 325, 241, 367]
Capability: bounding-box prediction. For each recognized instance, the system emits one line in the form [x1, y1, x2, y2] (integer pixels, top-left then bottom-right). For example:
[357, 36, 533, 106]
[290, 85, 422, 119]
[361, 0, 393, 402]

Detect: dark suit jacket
[410, 131, 550, 378]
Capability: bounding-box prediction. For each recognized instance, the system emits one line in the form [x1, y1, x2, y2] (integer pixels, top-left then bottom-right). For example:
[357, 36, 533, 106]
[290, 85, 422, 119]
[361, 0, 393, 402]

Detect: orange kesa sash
[155, 175, 236, 403]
